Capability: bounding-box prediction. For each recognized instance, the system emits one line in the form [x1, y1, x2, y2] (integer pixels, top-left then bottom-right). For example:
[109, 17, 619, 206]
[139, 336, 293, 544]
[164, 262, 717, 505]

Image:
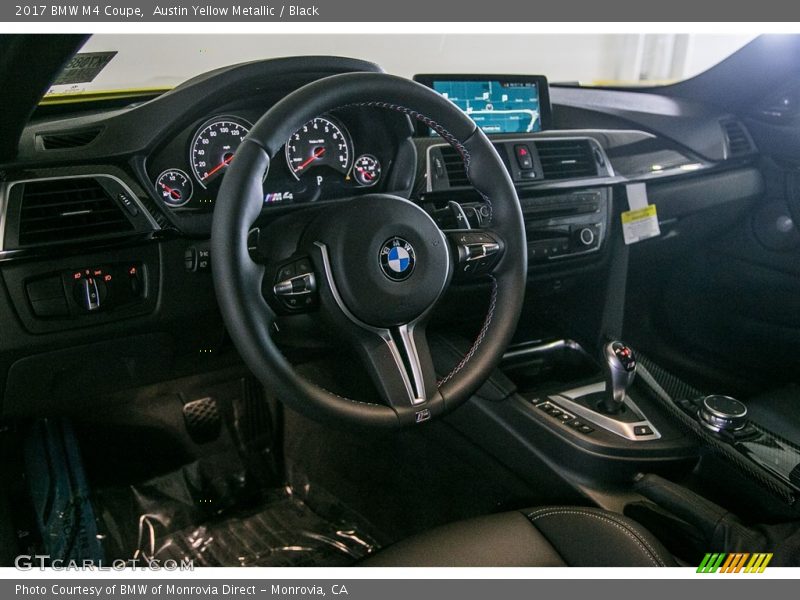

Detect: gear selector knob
[601, 341, 637, 413]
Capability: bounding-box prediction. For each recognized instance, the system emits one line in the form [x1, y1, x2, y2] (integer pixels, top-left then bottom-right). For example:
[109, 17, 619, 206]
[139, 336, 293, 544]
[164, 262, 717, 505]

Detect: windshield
[47, 33, 757, 98]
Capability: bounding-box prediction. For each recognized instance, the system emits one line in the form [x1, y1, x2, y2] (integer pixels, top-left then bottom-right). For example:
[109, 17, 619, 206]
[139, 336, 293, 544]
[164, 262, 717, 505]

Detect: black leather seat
[363, 506, 675, 567]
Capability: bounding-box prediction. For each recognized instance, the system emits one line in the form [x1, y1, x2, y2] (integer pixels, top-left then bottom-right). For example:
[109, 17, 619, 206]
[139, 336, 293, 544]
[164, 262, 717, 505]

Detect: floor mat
[93, 457, 381, 567]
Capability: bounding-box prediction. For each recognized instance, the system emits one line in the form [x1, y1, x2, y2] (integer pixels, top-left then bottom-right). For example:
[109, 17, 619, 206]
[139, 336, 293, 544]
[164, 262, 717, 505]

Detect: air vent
[38, 127, 102, 150]
[534, 139, 599, 180]
[721, 119, 756, 157]
[17, 178, 134, 246]
[439, 145, 470, 187]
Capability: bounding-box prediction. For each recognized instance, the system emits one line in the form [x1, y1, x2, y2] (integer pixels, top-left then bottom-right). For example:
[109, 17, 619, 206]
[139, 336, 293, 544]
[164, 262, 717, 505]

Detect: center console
[415, 71, 615, 273]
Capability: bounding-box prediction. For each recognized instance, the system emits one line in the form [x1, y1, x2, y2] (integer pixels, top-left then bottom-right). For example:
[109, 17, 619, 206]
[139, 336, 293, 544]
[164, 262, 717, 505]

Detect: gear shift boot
[541, 341, 660, 441]
[578, 391, 644, 422]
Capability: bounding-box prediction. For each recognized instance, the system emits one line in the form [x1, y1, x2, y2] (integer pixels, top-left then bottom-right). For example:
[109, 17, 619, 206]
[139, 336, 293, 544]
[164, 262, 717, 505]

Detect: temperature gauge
[155, 169, 193, 207]
[353, 154, 381, 187]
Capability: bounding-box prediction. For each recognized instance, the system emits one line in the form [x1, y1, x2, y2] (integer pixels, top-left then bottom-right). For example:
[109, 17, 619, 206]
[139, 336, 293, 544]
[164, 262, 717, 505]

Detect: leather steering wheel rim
[211, 72, 527, 428]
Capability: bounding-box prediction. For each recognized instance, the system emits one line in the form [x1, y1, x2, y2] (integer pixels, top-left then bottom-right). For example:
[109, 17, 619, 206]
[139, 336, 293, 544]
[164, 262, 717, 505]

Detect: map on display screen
[431, 80, 542, 133]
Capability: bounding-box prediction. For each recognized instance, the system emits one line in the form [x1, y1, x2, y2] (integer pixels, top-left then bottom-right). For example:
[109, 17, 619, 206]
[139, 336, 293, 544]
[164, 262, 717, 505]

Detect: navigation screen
[432, 80, 543, 134]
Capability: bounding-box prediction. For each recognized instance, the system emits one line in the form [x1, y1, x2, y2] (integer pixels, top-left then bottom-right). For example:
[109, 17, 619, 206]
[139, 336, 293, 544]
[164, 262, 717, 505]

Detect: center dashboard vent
[720, 119, 756, 158]
[431, 138, 603, 191]
[533, 139, 599, 180]
[15, 177, 135, 247]
[38, 127, 103, 150]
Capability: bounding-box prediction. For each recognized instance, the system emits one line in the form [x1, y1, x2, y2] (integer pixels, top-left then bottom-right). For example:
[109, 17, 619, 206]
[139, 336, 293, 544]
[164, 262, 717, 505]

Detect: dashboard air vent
[721, 119, 756, 157]
[534, 139, 599, 180]
[38, 127, 102, 150]
[439, 145, 470, 187]
[17, 178, 134, 246]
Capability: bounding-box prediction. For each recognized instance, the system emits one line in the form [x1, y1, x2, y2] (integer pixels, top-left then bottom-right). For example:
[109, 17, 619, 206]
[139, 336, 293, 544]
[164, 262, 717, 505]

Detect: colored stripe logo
[697, 553, 773, 573]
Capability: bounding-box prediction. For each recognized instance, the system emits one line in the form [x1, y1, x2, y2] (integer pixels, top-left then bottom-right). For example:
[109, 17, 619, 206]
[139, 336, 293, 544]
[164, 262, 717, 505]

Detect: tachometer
[286, 116, 352, 179]
[190, 116, 251, 188]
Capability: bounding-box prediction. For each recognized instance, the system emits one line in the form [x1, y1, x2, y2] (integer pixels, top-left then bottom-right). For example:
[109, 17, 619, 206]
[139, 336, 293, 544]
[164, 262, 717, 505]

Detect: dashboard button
[514, 144, 534, 170]
[31, 297, 69, 318]
[26, 276, 64, 302]
[117, 193, 139, 216]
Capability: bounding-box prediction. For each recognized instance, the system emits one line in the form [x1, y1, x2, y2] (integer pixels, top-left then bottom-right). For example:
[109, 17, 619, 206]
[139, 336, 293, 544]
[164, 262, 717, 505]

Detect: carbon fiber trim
[636, 355, 797, 506]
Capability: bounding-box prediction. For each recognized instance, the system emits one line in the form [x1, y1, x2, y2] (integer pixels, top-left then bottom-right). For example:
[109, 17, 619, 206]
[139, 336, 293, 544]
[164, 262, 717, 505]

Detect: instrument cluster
[146, 106, 401, 213]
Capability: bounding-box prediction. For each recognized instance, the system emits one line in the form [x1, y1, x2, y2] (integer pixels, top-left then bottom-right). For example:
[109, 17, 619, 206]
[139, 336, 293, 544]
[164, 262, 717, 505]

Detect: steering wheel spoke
[353, 323, 439, 412]
[444, 229, 505, 281]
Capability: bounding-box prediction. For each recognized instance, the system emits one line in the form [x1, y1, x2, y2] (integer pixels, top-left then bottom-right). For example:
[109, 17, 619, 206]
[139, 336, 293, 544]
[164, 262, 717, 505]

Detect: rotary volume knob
[698, 395, 748, 433]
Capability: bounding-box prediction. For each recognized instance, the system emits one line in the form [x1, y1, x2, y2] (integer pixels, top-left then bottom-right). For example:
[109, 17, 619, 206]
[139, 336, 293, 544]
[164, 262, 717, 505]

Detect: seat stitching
[526, 509, 665, 566]
[527, 508, 664, 566]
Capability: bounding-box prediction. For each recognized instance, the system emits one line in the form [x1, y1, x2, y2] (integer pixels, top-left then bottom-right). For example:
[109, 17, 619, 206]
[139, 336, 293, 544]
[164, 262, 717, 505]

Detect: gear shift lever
[601, 341, 637, 413]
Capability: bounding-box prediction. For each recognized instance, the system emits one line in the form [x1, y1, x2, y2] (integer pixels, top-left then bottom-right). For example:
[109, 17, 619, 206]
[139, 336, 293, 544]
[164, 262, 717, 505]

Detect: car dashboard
[0, 55, 765, 417]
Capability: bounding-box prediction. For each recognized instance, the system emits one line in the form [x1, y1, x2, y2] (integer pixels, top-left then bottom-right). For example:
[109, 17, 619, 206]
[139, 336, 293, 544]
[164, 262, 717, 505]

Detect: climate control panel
[521, 187, 611, 264]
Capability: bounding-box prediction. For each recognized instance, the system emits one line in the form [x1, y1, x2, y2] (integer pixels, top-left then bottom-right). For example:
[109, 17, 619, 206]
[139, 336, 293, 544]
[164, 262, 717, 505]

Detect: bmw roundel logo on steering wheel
[380, 237, 416, 281]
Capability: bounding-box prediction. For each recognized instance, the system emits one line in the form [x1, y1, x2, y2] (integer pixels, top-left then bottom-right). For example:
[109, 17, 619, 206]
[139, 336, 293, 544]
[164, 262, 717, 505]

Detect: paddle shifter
[601, 341, 637, 414]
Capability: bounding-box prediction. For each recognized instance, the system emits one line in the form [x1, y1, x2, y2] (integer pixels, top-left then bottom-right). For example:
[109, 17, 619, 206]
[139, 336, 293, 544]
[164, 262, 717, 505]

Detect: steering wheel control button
[698, 395, 748, 433]
[449, 231, 503, 279]
[380, 237, 416, 281]
[272, 258, 318, 312]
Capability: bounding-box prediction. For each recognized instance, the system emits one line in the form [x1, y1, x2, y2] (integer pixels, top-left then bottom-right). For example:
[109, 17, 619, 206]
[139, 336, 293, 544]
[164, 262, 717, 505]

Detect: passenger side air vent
[38, 127, 103, 150]
[16, 178, 134, 246]
[534, 139, 599, 180]
[721, 119, 756, 157]
[440, 145, 470, 187]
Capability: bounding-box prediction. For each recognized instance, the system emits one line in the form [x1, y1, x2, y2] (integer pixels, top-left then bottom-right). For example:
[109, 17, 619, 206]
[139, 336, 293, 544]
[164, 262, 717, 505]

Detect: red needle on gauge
[202, 154, 235, 181]
[296, 147, 326, 172]
[357, 168, 374, 181]
[159, 182, 181, 200]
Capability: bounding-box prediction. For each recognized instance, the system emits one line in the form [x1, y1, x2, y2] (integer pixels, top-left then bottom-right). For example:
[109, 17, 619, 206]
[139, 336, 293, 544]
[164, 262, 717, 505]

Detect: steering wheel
[211, 73, 527, 428]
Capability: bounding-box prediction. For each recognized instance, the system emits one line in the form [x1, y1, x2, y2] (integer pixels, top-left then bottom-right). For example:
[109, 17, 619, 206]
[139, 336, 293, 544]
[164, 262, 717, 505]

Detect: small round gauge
[155, 169, 193, 207]
[353, 154, 381, 187]
[190, 117, 251, 188]
[285, 116, 352, 179]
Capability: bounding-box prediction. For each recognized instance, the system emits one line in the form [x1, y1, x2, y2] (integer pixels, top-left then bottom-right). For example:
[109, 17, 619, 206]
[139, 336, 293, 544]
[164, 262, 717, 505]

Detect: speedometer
[285, 116, 352, 179]
[190, 116, 251, 188]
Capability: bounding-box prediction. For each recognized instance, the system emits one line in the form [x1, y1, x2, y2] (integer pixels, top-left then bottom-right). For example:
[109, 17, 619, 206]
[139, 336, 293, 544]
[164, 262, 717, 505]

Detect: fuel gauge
[155, 169, 193, 208]
[353, 154, 381, 187]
